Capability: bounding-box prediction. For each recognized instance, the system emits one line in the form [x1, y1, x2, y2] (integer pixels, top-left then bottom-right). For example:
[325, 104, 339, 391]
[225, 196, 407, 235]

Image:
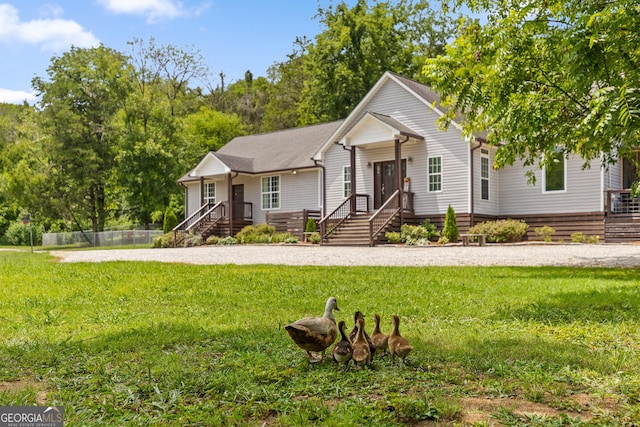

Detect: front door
[373, 160, 407, 209]
[232, 184, 244, 219]
[623, 153, 639, 189]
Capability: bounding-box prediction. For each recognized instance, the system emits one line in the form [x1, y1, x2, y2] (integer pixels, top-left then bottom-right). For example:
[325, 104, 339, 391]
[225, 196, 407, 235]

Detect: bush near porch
[469, 219, 528, 243]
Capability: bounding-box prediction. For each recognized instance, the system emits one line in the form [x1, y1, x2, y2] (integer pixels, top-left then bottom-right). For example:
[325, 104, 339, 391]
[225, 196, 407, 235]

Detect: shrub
[534, 226, 555, 242]
[469, 219, 528, 243]
[3, 220, 43, 246]
[308, 232, 321, 244]
[570, 232, 587, 243]
[421, 219, 440, 241]
[305, 218, 317, 233]
[217, 236, 237, 245]
[236, 224, 276, 243]
[401, 224, 431, 246]
[442, 205, 459, 242]
[163, 208, 178, 233]
[385, 231, 402, 244]
[205, 235, 220, 245]
[152, 233, 174, 248]
[184, 235, 204, 247]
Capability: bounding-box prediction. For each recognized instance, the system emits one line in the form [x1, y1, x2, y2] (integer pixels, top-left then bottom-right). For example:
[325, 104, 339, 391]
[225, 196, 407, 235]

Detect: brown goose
[285, 297, 339, 363]
[348, 311, 376, 360]
[388, 315, 414, 364]
[370, 313, 389, 356]
[352, 317, 371, 369]
[331, 320, 353, 370]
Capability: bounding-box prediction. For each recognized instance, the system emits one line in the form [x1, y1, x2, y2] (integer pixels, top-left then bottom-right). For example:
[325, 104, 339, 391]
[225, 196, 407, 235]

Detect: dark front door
[232, 184, 244, 219]
[373, 160, 406, 209]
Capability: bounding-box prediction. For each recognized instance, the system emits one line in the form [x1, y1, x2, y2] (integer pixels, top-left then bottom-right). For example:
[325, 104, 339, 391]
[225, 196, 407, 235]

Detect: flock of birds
[285, 297, 413, 369]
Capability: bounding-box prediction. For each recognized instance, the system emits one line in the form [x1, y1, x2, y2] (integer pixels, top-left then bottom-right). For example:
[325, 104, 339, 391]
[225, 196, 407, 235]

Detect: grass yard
[1, 250, 640, 426]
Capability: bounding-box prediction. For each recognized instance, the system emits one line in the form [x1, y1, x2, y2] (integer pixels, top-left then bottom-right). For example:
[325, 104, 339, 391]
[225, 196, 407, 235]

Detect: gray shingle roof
[216, 120, 344, 173]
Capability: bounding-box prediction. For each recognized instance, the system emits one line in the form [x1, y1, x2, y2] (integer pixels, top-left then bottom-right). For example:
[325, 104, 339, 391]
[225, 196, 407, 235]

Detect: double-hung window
[428, 156, 442, 192]
[544, 150, 566, 192]
[481, 149, 489, 200]
[262, 175, 280, 209]
[204, 182, 216, 204]
[343, 166, 351, 198]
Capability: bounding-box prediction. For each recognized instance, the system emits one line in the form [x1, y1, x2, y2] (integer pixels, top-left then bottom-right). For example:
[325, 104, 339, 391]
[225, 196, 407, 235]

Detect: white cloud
[0, 4, 99, 51]
[97, 0, 185, 22]
[0, 88, 36, 104]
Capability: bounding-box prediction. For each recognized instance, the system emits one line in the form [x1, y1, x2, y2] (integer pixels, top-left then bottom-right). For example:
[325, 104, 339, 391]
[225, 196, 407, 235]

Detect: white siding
[325, 78, 471, 215]
[472, 146, 499, 216]
[498, 155, 605, 215]
[185, 182, 201, 218]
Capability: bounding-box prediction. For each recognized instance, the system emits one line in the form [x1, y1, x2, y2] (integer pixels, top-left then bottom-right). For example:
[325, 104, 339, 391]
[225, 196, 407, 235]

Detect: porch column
[228, 173, 233, 237]
[395, 138, 403, 224]
[350, 146, 357, 214]
[200, 177, 205, 205]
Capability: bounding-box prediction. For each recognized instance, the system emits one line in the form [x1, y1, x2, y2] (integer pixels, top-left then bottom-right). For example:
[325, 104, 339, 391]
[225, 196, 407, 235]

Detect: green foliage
[1, 252, 640, 425]
[162, 208, 178, 233]
[442, 205, 459, 242]
[535, 226, 556, 242]
[424, 0, 640, 177]
[2, 220, 43, 246]
[385, 231, 402, 244]
[469, 219, 528, 243]
[236, 223, 276, 243]
[299, 0, 455, 123]
[216, 236, 237, 245]
[307, 231, 321, 244]
[400, 222, 439, 245]
[152, 232, 176, 248]
[305, 218, 317, 233]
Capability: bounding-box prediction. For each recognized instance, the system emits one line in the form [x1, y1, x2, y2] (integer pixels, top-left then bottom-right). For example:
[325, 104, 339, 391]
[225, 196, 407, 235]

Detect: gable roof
[181, 120, 344, 180]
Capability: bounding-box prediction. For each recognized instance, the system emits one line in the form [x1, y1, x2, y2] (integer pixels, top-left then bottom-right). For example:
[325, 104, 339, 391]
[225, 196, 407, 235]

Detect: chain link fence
[42, 230, 163, 248]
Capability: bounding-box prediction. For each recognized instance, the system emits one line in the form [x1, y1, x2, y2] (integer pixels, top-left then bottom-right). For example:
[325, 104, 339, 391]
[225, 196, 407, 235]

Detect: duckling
[331, 320, 353, 370]
[352, 318, 371, 369]
[285, 297, 339, 363]
[388, 315, 413, 365]
[348, 311, 376, 361]
[370, 313, 389, 356]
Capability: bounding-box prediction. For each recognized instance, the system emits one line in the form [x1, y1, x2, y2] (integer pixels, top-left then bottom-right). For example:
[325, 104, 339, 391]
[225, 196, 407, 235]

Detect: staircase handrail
[173, 201, 225, 247]
[186, 201, 226, 233]
[368, 190, 401, 246]
[318, 194, 369, 241]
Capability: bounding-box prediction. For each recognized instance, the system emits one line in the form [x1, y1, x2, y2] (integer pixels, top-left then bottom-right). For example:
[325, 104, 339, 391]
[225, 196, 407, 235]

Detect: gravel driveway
[51, 243, 640, 268]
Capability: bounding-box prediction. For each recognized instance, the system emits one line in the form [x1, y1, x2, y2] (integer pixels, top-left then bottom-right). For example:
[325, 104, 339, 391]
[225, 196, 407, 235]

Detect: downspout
[395, 135, 410, 225]
[313, 159, 326, 218]
[470, 139, 484, 228]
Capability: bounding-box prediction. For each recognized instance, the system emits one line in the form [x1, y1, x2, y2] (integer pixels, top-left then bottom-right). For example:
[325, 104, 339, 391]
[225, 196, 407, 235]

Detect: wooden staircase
[324, 212, 401, 246]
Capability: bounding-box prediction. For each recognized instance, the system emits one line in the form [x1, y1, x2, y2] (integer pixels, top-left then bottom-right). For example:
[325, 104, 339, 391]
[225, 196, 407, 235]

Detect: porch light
[367, 162, 372, 168]
[408, 157, 413, 163]
[291, 170, 297, 175]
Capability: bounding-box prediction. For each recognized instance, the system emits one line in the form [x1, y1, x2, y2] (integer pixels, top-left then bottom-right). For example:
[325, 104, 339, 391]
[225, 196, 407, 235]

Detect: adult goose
[331, 320, 353, 370]
[388, 315, 414, 364]
[370, 313, 389, 356]
[285, 297, 339, 363]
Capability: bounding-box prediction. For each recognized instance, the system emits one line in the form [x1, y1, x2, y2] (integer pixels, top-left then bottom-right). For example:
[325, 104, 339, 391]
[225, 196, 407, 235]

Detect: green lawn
[1, 250, 639, 426]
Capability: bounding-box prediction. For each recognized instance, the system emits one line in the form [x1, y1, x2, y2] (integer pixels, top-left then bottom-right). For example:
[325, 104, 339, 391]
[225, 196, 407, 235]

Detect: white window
[261, 175, 280, 209]
[481, 149, 489, 200]
[544, 150, 566, 192]
[428, 156, 442, 192]
[204, 182, 216, 204]
[343, 165, 351, 198]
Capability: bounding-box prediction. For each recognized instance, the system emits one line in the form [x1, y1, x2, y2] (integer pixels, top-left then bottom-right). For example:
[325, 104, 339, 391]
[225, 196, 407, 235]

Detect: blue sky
[0, 0, 356, 104]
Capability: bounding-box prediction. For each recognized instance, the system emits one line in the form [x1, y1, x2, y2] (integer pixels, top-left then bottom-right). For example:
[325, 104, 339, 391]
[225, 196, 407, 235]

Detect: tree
[442, 204, 459, 242]
[261, 38, 309, 131]
[31, 45, 133, 232]
[181, 106, 246, 164]
[423, 0, 640, 180]
[299, 0, 455, 123]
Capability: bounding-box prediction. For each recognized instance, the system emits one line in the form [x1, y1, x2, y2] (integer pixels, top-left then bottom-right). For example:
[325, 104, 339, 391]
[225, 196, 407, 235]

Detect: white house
[177, 72, 640, 244]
